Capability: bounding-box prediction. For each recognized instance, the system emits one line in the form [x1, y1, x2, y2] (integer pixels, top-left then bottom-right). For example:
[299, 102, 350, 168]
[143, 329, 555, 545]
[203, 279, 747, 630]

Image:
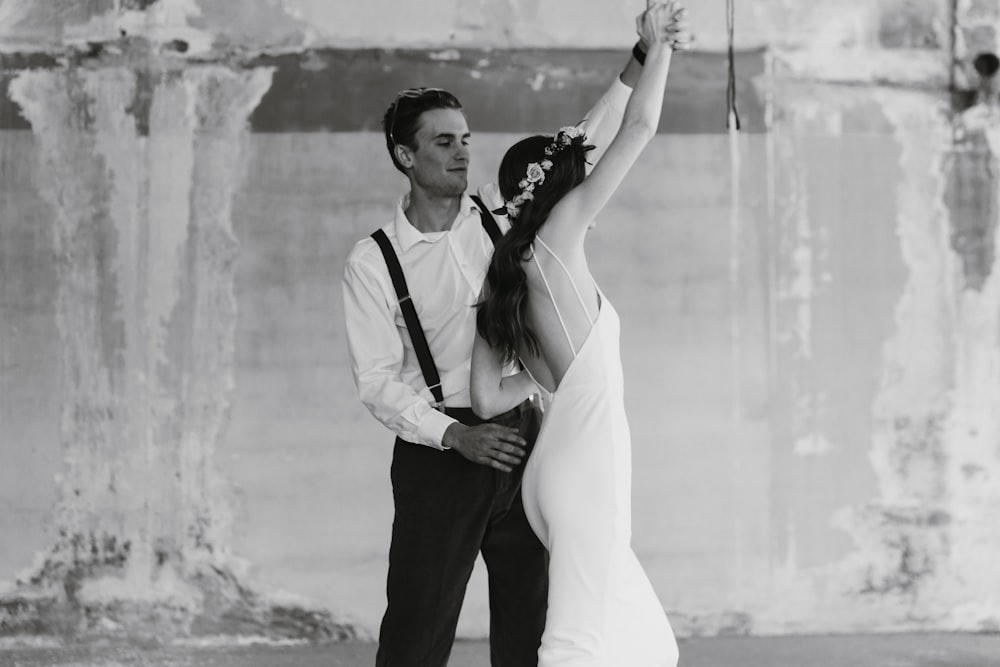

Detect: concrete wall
[0, 0, 919, 52]
[2, 0, 1000, 643]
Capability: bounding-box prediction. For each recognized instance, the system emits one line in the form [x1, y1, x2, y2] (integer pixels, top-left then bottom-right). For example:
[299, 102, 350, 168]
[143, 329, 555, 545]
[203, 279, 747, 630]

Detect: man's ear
[394, 143, 414, 169]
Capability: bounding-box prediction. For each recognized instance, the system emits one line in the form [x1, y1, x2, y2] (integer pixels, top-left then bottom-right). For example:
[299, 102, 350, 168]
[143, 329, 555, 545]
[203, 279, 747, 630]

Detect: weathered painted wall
[0, 0, 954, 52]
[2, 0, 1000, 644]
[0, 65, 357, 640]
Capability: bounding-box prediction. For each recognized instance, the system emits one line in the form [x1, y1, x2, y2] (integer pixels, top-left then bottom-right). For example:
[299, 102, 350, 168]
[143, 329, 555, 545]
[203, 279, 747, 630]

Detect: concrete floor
[2, 633, 999, 667]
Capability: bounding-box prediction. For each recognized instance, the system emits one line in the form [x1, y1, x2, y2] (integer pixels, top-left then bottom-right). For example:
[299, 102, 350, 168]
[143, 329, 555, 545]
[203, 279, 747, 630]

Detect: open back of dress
[520, 238, 678, 666]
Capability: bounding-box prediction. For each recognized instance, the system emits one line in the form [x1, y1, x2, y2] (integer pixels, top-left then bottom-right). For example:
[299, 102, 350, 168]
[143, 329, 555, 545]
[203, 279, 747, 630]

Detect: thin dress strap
[531, 236, 597, 356]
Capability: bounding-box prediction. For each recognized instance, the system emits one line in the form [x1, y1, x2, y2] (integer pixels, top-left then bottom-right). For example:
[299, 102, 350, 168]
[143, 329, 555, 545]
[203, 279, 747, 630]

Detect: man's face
[404, 108, 470, 197]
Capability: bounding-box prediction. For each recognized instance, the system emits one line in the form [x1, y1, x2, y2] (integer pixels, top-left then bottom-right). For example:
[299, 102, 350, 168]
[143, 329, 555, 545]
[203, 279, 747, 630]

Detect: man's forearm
[358, 378, 457, 449]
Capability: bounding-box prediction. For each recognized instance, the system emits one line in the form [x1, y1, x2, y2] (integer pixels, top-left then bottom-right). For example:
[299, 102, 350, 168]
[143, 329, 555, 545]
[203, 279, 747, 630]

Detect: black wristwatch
[632, 41, 647, 65]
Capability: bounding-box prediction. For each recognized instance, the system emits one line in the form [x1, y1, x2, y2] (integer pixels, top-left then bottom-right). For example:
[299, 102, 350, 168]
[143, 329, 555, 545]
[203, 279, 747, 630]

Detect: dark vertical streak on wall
[947, 133, 999, 290]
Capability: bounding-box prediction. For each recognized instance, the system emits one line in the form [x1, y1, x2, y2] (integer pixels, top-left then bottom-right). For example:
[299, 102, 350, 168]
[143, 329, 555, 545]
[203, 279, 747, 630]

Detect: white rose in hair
[525, 163, 546, 183]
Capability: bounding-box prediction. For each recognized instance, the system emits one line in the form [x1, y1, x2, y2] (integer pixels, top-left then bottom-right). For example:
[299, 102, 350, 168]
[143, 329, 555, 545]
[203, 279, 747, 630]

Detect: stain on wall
[830, 90, 1000, 632]
[842, 90, 958, 620]
[739, 76, 1000, 635]
[1, 63, 352, 641]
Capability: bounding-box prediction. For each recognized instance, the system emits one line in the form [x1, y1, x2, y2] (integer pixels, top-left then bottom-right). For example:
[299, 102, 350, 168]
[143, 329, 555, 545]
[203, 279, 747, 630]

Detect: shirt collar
[393, 192, 481, 253]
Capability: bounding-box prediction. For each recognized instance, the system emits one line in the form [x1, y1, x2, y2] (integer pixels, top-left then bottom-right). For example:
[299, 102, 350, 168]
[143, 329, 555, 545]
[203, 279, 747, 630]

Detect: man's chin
[425, 176, 468, 198]
[448, 177, 468, 195]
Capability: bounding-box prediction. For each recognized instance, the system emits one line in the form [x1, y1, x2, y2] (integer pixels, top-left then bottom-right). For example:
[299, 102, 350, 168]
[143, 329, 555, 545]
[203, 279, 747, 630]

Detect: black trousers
[375, 408, 548, 667]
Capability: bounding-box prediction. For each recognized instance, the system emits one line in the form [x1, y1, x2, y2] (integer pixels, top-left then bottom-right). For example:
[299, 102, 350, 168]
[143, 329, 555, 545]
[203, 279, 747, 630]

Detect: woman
[470, 2, 690, 664]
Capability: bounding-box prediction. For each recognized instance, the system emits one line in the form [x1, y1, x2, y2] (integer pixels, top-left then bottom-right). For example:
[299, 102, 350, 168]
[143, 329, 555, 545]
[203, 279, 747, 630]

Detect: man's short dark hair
[383, 88, 463, 174]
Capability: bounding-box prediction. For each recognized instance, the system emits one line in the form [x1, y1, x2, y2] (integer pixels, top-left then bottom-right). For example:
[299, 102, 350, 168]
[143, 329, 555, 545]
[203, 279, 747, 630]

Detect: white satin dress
[521, 238, 678, 666]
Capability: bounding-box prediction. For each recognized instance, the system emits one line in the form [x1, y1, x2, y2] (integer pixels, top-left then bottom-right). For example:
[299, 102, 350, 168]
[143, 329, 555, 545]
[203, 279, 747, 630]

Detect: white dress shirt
[343, 77, 632, 449]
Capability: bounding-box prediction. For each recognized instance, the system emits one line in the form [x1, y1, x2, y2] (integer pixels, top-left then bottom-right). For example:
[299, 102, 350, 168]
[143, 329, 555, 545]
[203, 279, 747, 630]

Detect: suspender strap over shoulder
[471, 194, 502, 245]
[370, 228, 445, 407]
[370, 199, 502, 410]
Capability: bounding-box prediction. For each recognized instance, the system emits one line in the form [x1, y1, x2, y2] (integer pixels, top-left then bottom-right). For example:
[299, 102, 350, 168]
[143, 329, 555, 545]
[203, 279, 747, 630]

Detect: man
[342, 24, 653, 667]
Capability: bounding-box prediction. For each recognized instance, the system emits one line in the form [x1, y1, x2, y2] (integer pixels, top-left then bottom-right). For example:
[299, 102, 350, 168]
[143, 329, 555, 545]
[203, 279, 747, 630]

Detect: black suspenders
[471, 194, 501, 244]
[370, 195, 502, 408]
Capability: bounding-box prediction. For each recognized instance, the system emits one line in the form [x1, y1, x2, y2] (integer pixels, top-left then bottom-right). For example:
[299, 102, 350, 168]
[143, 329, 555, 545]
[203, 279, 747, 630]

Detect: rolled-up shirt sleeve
[342, 253, 456, 450]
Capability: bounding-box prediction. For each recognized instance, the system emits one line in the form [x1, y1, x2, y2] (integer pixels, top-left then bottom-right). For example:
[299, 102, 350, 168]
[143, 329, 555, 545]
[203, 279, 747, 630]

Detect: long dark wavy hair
[476, 131, 594, 364]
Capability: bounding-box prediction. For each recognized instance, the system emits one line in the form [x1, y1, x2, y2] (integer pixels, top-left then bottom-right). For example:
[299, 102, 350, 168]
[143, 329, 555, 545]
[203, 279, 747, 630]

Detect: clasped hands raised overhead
[638, 0, 694, 52]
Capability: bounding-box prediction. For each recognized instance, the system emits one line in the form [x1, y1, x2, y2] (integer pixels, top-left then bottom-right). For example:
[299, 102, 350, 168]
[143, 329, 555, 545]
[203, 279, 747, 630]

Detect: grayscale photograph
[1, 1, 999, 666]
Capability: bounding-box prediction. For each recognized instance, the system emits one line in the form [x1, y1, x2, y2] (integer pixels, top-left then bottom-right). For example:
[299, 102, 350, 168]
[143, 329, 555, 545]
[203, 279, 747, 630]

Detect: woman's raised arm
[543, 0, 690, 246]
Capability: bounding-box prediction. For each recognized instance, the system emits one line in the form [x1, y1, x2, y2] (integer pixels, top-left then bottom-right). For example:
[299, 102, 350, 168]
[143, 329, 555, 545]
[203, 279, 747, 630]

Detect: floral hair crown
[505, 125, 587, 218]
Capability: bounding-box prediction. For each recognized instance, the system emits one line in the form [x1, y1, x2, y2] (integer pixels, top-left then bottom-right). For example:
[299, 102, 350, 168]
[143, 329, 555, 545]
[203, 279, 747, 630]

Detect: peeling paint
[0, 62, 350, 641]
[741, 73, 1000, 633]
[0, 0, 118, 51]
[0, 0, 311, 55]
[831, 89, 1000, 630]
[936, 118, 1000, 630]
[0, 0, 964, 58]
[848, 94, 954, 609]
[867, 89, 955, 504]
[192, 0, 310, 53]
[116, 5, 214, 56]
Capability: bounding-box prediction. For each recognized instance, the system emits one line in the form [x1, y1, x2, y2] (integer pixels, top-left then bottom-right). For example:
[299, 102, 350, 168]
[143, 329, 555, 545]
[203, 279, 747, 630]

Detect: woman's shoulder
[533, 227, 587, 267]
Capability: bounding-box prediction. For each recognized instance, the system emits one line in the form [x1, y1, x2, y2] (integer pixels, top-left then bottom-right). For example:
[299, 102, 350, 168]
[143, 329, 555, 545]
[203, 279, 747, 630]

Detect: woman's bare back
[518, 236, 602, 393]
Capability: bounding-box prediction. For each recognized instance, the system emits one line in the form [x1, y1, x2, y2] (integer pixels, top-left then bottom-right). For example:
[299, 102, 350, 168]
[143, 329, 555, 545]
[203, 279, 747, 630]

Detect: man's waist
[441, 406, 486, 427]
